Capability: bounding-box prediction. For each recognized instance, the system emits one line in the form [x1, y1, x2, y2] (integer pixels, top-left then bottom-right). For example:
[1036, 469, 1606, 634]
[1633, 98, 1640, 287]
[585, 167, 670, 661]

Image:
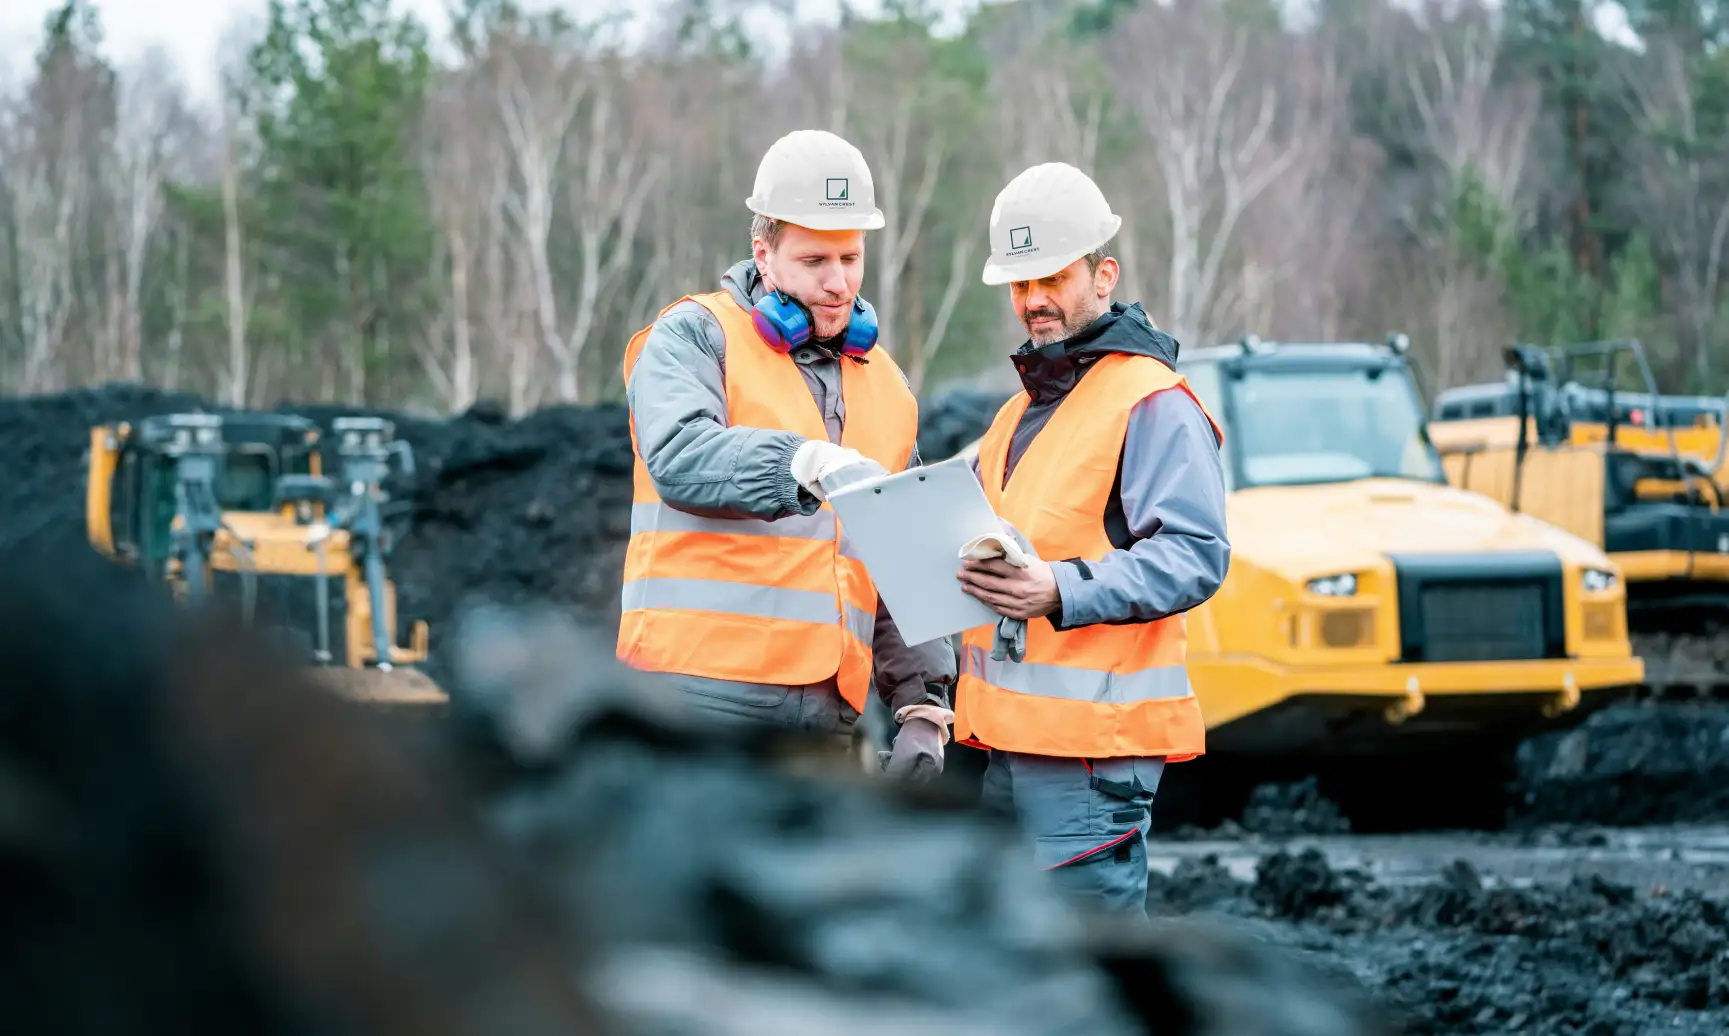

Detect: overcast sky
[0, 0, 1636, 110]
[0, 0, 987, 106]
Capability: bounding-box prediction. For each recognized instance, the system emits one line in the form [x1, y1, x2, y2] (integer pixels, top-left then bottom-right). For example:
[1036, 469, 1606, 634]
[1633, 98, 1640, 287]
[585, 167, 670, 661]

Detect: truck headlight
[1581, 567, 1617, 593]
[1306, 573, 1358, 597]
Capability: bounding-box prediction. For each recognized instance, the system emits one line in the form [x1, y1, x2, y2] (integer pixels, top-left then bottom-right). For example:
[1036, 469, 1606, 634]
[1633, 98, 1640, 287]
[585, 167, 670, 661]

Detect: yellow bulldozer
[1427, 338, 1729, 694]
[955, 332, 1645, 829]
[86, 411, 444, 707]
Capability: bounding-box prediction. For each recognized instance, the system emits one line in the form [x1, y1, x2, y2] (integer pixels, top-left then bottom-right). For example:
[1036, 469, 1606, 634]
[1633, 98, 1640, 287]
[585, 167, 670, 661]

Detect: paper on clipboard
[826, 455, 1004, 646]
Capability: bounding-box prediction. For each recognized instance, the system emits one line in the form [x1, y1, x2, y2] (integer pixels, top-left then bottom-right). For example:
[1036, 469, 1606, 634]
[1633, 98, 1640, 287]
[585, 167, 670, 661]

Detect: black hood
[1010, 302, 1179, 406]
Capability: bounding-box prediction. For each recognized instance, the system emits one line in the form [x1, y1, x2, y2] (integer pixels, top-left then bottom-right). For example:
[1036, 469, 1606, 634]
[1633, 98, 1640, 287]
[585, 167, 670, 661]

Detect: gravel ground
[1148, 839, 1729, 1035]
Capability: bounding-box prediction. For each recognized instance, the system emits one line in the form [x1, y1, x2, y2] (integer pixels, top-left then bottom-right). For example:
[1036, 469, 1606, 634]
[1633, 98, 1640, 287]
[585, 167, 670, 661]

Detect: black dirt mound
[1512, 700, 1729, 827]
[1148, 848, 1729, 1034]
[436, 603, 1397, 1036]
[0, 382, 209, 554]
[916, 389, 1012, 461]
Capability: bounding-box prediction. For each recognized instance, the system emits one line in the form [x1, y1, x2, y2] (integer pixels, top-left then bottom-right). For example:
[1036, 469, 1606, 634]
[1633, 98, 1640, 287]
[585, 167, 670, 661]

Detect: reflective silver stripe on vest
[631, 501, 834, 541]
[623, 576, 877, 646]
[847, 601, 875, 644]
[960, 644, 1191, 704]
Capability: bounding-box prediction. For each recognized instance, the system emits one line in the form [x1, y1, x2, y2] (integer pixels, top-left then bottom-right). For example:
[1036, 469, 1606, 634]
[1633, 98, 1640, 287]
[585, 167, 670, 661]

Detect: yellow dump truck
[86, 411, 443, 707]
[1427, 339, 1729, 694]
[959, 333, 1645, 829]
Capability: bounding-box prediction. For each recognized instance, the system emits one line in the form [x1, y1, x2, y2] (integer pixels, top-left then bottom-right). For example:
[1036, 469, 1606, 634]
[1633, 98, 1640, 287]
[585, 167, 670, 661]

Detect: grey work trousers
[980, 750, 1166, 918]
[669, 673, 861, 752]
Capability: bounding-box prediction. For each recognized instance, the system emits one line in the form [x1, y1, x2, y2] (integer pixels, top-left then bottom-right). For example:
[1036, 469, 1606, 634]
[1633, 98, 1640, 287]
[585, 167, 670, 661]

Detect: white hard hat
[981, 162, 1121, 285]
[746, 129, 886, 231]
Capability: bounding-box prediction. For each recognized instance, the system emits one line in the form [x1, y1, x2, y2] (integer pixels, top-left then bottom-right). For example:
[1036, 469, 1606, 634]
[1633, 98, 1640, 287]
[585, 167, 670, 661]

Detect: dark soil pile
[1512, 700, 1729, 827]
[0, 383, 209, 554]
[916, 389, 1012, 461]
[1150, 848, 1729, 1035]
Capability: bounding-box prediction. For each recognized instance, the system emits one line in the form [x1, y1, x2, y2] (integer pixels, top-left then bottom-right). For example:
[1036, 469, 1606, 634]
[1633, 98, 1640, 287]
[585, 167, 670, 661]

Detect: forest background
[1, 0, 1725, 414]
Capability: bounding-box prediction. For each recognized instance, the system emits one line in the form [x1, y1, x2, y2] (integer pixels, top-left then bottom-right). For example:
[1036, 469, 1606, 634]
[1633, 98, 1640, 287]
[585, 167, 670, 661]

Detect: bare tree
[1102, 0, 1321, 348]
[1390, 0, 1541, 386]
[906, 231, 975, 392]
[1619, 33, 1729, 385]
[100, 47, 186, 382]
[420, 67, 495, 412]
[563, 54, 665, 401]
[2, 37, 97, 393]
[492, 24, 587, 406]
[218, 85, 251, 407]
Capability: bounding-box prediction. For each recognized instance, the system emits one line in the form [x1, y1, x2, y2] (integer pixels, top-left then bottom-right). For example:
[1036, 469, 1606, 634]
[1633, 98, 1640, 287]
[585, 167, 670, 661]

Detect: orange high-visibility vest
[616, 290, 919, 713]
[955, 352, 1222, 762]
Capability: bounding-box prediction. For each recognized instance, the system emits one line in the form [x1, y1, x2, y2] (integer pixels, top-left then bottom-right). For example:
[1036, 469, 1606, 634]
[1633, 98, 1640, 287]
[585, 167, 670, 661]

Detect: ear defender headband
[751, 290, 879, 359]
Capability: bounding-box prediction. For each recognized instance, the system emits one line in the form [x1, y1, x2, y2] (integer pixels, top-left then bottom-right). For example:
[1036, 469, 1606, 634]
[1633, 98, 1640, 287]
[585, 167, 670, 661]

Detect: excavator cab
[87, 412, 438, 705]
[93, 412, 321, 586]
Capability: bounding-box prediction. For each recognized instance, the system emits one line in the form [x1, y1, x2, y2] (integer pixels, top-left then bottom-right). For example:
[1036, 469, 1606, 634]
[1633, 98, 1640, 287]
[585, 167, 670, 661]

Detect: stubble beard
[1025, 297, 1103, 347]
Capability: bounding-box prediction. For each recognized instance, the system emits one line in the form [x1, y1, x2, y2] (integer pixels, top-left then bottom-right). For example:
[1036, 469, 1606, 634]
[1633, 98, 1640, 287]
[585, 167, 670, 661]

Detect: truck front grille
[1389, 551, 1567, 664]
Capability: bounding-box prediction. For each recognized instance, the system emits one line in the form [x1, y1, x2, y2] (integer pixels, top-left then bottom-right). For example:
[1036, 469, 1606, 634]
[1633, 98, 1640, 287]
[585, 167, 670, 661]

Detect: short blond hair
[751, 214, 787, 249]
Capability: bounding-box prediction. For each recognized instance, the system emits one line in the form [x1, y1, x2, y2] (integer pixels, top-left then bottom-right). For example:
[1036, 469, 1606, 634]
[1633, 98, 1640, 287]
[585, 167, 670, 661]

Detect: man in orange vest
[616, 129, 955, 781]
[955, 163, 1231, 915]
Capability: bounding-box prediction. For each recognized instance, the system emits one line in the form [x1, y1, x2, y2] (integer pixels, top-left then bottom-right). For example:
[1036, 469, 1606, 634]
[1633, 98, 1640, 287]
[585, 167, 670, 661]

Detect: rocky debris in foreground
[1150, 847, 1729, 1035]
[1, 544, 1396, 1036]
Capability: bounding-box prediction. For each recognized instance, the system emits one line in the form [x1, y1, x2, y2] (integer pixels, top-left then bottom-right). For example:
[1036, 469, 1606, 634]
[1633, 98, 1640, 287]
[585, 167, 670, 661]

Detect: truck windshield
[1227, 365, 1446, 488]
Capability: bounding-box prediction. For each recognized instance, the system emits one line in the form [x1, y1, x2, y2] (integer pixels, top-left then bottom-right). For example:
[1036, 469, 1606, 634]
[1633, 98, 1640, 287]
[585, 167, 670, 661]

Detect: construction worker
[954, 162, 1231, 915]
[617, 129, 955, 781]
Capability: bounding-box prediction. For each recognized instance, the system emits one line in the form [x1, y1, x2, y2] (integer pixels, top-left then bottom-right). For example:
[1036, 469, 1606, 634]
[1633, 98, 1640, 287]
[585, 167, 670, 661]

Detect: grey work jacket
[624, 258, 955, 716]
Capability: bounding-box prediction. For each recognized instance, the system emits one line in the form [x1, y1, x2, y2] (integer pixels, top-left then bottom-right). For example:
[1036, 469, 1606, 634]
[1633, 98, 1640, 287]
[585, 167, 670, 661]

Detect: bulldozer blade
[309, 665, 449, 708]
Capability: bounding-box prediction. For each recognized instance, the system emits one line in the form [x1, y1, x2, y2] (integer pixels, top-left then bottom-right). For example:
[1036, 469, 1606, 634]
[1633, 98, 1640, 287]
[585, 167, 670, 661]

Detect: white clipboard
[827, 455, 1004, 646]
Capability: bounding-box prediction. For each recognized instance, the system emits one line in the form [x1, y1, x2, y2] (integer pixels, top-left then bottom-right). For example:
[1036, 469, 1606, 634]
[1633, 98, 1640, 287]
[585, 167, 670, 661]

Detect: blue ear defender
[751, 291, 879, 358]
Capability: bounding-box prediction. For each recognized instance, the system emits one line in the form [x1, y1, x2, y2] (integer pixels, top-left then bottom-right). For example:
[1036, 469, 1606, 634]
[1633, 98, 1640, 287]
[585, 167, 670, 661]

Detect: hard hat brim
[982, 244, 1097, 286]
[980, 216, 1122, 286]
[746, 199, 887, 231]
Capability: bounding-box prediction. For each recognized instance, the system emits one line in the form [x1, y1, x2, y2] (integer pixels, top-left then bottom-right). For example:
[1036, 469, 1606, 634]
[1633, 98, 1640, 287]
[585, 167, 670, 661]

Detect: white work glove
[959, 519, 1035, 663]
[790, 439, 886, 500]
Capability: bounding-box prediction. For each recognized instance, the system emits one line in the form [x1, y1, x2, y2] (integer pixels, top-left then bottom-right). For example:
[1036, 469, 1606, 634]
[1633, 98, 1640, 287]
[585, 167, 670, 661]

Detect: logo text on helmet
[824, 178, 850, 205]
[1008, 225, 1036, 255]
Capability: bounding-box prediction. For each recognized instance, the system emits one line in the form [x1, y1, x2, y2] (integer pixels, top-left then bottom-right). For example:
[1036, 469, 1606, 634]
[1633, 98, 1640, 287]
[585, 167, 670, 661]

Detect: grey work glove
[992, 614, 1027, 663]
[877, 716, 946, 782]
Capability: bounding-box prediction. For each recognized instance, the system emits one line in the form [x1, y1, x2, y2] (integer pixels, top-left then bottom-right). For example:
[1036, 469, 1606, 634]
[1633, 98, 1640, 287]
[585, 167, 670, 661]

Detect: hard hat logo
[746, 130, 886, 231]
[1007, 226, 1034, 254]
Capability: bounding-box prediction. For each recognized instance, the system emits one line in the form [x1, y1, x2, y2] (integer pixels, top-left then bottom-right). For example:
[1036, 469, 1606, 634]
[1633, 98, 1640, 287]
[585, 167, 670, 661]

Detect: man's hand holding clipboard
[957, 521, 1050, 662]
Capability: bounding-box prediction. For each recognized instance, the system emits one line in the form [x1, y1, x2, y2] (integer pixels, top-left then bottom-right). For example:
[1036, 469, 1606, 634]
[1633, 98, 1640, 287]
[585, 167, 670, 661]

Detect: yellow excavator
[955, 333, 1645, 829]
[86, 411, 444, 708]
[1427, 338, 1729, 695]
